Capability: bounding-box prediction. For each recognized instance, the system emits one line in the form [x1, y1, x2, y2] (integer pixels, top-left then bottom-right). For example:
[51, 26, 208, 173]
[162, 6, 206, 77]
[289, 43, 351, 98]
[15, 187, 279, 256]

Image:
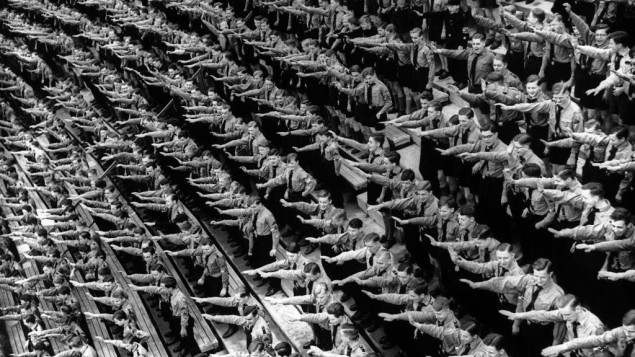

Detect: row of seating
[0, 144, 119, 357]
[0, 1, 310, 354]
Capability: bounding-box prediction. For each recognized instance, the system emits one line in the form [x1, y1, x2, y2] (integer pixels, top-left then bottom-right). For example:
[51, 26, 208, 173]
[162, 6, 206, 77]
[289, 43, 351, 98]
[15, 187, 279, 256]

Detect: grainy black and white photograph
[0, 0, 634, 355]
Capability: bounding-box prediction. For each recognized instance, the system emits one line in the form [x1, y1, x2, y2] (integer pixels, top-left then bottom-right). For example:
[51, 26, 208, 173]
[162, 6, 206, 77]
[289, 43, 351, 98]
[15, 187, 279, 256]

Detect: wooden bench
[0, 183, 32, 357]
[6, 153, 118, 357]
[0, 293, 29, 356]
[179, 204, 302, 353]
[382, 125, 411, 150]
[67, 144, 222, 354]
[38, 120, 222, 354]
[339, 161, 368, 192]
[57, 172, 170, 357]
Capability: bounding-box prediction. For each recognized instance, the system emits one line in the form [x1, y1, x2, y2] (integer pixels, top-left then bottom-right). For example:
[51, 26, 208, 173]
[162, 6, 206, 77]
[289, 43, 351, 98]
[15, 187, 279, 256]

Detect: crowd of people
[1, 0, 635, 356]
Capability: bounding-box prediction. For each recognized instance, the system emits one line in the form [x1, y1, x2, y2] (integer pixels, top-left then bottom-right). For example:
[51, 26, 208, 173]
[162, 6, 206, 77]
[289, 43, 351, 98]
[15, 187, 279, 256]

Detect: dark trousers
[253, 234, 275, 268]
[170, 314, 196, 353]
[477, 176, 507, 239]
[519, 321, 552, 357]
[365, 106, 387, 130]
[527, 124, 549, 157]
[520, 213, 549, 262]
[497, 120, 521, 145]
[253, 234, 276, 285]
[202, 274, 223, 297]
[314, 325, 334, 350]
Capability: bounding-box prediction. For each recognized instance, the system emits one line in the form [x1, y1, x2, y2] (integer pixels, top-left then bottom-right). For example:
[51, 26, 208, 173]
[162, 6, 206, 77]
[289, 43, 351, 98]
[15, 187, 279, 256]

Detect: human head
[552, 83, 570, 106]
[383, 151, 401, 168]
[526, 76, 543, 98]
[363, 233, 383, 254]
[531, 258, 554, 287]
[416, 180, 433, 202]
[493, 55, 508, 73]
[554, 169, 576, 189]
[581, 182, 605, 206]
[286, 153, 300, 169]
[273, 342, 292, 357]
[339, 324, 360, 343]
[480, 122, 499, 147]
[161, 276, 177, 290]
[150, 263, 166, 281]
[511, 133, 533, 158]
[447, 0, 460, 12]
[555, 294, 583, 322]
[113, 310, 129, 326]
[594, 24, 610, 46]
[285, 242, 300, 263]
[608, 31, 631, 54]
[410, 27, 423, 42]
[458, 108, 474, 125]
[527, 8, 545, 24]
[347, 218, 362, 236]
[373, 250, 392, 272]
[609, 126, 629, 147]
[458, 321, 480, 344]
[396, 263, 414, 285]
[368, 133, 385, 152]
[303, 263, 322, 281]
[609, 208, 632, 237]
[438, 197, 457, 220]
[362, 67, 377, 84]
[621, 310, 635, 340]
[471, 33, 486, 54]
[325, 302, 346, 325]
[432, 295, 451, 322]
[495, 243, 515, 269]
[419, 91, 433, 109]
[481, 333, 506, 357]
[458, 205, 476, 230]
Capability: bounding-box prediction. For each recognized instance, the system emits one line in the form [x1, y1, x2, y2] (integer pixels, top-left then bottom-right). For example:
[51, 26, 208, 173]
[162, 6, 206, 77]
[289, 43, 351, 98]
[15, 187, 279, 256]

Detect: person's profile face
[609, 38, 619, 53]
[623, 324, 635, 340]
[513, 141, 530, 157]
[367, 137, 378, 151]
